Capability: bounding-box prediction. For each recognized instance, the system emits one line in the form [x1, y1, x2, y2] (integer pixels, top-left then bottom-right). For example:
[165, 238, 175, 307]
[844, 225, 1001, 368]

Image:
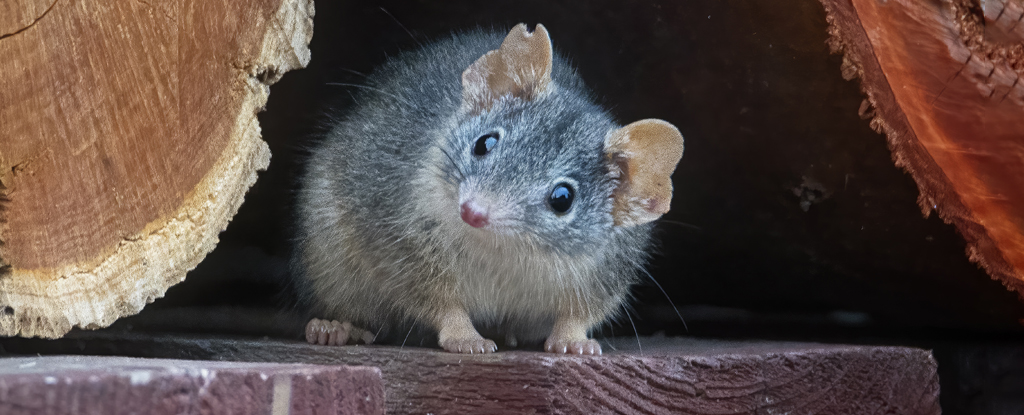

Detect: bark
[820, 0, 1024, 297]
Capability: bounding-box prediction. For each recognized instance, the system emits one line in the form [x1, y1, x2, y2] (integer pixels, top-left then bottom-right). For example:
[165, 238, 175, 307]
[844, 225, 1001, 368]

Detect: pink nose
[460, 201, 489, 228]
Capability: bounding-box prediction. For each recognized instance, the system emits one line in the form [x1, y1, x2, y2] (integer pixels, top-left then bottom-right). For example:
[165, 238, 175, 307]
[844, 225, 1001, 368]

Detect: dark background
[184, 0, 1024, 333]
[16, 1, 1024, 413]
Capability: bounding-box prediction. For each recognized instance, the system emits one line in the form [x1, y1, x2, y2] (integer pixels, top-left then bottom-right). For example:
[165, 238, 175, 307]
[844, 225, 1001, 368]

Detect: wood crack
[1007, 6, 1024, 33]
[999, 75, 1020, 102]
[0, 0, 60, 41]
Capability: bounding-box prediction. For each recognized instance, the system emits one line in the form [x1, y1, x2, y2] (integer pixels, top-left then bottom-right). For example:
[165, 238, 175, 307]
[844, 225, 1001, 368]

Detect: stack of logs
[0, 0, 1022, 340]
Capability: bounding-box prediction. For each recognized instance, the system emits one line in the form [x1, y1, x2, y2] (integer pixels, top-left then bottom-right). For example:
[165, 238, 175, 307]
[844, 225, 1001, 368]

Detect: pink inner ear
[460, 23, 553, 114]
[607, 119, 684, 227]
[646, 198, 665, 215]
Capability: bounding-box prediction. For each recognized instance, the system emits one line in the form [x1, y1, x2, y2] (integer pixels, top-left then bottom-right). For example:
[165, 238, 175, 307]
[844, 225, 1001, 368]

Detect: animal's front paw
[544, 337, 602, 355]
[440, 337, 497, 354]
[434, 308, 496, 353]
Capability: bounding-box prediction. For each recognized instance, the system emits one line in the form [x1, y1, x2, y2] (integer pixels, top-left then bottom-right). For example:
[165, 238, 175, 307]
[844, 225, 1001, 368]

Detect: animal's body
[294, 24, 683, 354]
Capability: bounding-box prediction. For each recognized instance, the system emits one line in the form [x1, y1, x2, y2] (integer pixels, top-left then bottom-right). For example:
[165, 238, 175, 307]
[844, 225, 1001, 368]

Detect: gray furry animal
[295, 23, 683, 354]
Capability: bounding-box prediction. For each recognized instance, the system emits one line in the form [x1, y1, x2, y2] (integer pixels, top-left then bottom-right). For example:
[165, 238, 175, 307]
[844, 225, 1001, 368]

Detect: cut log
[0, 356, 385, 415]
[819, 0, 1024, 297]
[0, 333, 943, 415]
[0, 0, 313, 338]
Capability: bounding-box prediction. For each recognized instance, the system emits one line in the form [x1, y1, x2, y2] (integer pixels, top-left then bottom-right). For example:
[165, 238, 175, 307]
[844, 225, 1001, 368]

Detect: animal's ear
[461, 23, 553, 114]
[605, 119, 684, 227]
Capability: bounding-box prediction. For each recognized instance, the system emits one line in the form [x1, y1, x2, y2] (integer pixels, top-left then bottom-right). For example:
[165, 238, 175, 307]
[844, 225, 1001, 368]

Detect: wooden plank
[0, 0, 313, 338]
[818, 0, 1024, 297]
[1, 333, 942, 415]
[0, 356, 384, 415]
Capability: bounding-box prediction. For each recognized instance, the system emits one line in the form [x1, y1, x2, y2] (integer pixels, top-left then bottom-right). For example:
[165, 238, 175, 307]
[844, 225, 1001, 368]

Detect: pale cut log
[820, 0, 1024, 297]
[0, 0, 314, 338]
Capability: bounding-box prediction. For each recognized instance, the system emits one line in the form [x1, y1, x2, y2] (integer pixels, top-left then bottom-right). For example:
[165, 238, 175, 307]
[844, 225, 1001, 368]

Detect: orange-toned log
[0, 0, 313, 338]
[821, 0, 1024, 297]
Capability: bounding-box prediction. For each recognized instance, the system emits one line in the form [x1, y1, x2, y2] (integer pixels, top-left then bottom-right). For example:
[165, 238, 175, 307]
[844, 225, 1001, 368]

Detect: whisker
[659, 219, 701, 231]
[427, 166, 458, 187]
[623, 306, 643, 356]
[379, 7, 424, 48]
[399, 323, 415, 353]
[325, 82, 425, 113]
[338, 68, 368, 78]
[605, 320, 618, 352]
[436, 147, 465, 181]
[641, 268, 688, 332]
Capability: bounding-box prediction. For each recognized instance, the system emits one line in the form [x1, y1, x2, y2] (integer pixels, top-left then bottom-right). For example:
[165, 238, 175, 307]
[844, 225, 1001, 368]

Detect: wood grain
[1, 333, 943, 415]
[819, 0, 1024, 297]
[0, 0, 313, 338]
[0, 0, 54, 38]
[0, 356, 385, 415]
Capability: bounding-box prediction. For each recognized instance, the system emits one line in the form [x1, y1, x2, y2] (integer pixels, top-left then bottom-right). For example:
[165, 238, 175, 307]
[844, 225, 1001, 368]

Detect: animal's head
[441, 24, 684, 252]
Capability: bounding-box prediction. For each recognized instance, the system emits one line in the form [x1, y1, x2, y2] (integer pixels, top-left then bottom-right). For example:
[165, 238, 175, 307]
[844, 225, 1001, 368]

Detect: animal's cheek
[521, 204, 549, 225]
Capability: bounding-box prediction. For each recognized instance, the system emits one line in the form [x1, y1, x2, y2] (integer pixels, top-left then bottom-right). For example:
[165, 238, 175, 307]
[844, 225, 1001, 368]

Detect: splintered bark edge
[819, 0, 1024, 299]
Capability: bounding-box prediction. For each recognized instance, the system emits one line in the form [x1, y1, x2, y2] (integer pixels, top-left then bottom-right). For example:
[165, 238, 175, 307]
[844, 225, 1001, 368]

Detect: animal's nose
[460, 201, 489, 228]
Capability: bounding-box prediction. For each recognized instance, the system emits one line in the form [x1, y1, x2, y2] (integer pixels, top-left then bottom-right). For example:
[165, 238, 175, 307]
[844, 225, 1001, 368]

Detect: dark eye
[548, 183, 575, 214]
[473, 132, 499, 156]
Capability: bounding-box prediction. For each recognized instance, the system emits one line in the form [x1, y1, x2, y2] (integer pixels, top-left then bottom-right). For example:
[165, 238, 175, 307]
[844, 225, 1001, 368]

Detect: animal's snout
[460, 200, 489, 228]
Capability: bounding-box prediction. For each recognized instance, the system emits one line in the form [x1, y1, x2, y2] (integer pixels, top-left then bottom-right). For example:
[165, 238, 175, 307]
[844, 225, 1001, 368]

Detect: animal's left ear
[605, 119, 684, 227]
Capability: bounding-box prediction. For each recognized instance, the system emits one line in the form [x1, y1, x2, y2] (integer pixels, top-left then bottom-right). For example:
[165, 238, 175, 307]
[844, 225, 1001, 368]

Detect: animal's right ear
[461, 23, 553, 114]
[605, 119, 684, 227]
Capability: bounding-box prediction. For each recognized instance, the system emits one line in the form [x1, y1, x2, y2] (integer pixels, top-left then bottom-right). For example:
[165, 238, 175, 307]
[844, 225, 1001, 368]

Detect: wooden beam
[1, 334, 942, 415]
[0, 356, 384, 415]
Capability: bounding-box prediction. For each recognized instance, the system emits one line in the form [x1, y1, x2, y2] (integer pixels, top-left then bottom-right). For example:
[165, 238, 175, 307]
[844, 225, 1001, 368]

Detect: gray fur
[294, 28, 654, 345]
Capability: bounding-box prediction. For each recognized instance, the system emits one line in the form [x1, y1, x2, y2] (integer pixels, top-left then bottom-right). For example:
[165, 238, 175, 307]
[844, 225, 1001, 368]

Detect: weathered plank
[1, 333, 941, 415]
[0, 355, 384, 415]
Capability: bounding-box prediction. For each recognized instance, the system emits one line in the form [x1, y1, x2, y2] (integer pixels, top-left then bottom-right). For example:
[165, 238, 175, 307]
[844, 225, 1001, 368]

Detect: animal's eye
[548, 183, 575, 214]
[473, 132, 500, 156]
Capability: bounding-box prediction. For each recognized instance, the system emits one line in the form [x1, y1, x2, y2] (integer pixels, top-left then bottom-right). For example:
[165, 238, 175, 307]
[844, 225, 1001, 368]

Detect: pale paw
[440, 337, 498, 354]
[305, 318, 363, 346]
[544, 338, 602, 355]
